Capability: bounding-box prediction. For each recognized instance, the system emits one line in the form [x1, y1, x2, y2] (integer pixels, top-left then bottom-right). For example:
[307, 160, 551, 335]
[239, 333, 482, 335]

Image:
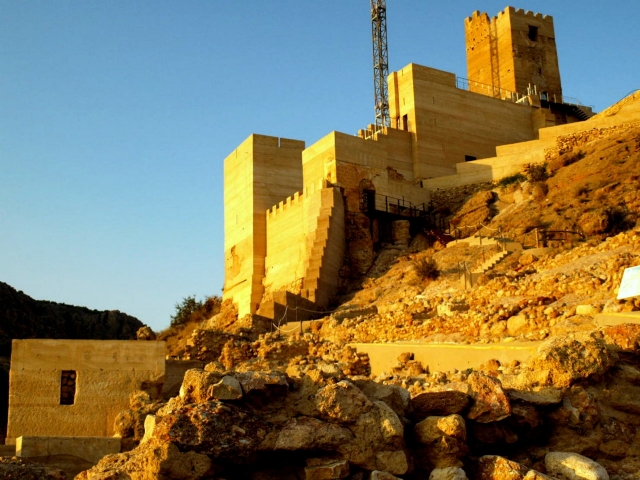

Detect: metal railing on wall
[456, 77, 591, 108]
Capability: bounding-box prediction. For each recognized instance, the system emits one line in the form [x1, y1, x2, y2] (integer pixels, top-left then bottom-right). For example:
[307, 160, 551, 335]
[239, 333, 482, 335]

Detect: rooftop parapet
[266, 178, 327, 218]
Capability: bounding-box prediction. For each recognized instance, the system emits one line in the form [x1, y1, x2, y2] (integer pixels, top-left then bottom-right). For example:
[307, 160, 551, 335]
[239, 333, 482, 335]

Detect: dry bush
[413, 257, 440, 282]
[549, 150, 586, 172]
[524, 162, 550, 182]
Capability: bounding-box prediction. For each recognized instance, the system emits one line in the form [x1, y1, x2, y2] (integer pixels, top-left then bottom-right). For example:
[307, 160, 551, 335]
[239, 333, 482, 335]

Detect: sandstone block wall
[389, 63, 537, 177]
[223, 134, 305, 317]
[465, 7, 562, 100]
[6, 339, 165, 444]
[261, 182, 345, 311]
[262, 180, 325, 298]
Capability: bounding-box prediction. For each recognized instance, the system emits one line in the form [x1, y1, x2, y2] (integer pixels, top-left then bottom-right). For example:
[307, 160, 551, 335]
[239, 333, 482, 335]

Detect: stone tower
[465, 6, 562, 101]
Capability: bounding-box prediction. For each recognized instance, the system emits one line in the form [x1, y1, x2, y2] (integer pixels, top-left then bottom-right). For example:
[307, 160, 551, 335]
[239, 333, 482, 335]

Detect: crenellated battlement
[467, 6, 553, 25]
[266, 178, 327, 218]
[465, 10, 490, 25]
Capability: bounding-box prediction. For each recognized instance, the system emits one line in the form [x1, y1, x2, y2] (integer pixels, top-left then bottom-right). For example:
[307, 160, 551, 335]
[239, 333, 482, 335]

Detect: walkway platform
[349, 341, 541, 376]
[595, 312, 640, 326]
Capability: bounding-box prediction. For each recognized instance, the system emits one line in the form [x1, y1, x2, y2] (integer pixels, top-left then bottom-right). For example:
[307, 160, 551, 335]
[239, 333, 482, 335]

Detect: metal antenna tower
[371, 0, 390, 129]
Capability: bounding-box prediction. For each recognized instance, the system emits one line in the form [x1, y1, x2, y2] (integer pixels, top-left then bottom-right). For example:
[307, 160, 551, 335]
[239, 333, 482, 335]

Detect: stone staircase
[450, 234, 523, 289]
[473, 250, 510, 274]
[302, 188, 345, 307]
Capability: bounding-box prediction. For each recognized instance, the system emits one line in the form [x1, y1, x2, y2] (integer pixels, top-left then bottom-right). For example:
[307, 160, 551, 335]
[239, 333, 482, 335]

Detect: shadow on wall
[0, 359, 8, 443]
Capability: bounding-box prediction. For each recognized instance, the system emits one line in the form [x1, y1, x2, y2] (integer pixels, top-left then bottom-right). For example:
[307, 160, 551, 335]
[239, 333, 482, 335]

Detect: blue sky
[1, 1, 638, 331]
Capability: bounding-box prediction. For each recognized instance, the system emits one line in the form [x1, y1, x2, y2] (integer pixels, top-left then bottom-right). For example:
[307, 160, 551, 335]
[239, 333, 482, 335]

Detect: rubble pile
[74, 123, 640, 479]
[75, 324, 640, 479]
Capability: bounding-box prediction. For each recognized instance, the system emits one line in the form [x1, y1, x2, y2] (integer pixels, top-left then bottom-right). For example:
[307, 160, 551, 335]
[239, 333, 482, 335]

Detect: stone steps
[473, 250, 510, 274]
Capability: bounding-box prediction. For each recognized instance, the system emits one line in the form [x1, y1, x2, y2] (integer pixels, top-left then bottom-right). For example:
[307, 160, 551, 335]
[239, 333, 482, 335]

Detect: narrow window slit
[60, 370, 76, 405]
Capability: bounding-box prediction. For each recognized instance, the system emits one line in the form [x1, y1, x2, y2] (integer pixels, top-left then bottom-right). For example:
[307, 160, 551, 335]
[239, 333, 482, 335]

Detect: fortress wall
[465, 10, 494, 91]
[263, 190, 313, 296]
[391, 64, 536, 177]
[421, 150, 541, 190]
[465, 7, 561, 99]
[302, 133, 338, 188]
[6, 340, 165, 444]
[223, 134, 304, 317]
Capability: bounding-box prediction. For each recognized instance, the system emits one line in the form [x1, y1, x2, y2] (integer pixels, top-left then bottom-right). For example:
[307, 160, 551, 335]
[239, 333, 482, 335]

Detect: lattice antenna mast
[371, 0, 390, 129]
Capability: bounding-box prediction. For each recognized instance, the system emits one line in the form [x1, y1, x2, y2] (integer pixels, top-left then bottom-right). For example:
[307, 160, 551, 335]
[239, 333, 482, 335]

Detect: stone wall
[465, 7, 562, 100]
[389, 63, 537, 177]
[223, 134, 305, 317]
[6, 339, 165, 444]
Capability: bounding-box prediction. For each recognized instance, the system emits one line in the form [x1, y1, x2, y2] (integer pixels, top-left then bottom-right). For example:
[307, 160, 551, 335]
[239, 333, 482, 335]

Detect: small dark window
[60, 370, 76, 405]
[528, 25, 539, 42]
[402, 114, 409, 131]
[465, 155, 477, 162]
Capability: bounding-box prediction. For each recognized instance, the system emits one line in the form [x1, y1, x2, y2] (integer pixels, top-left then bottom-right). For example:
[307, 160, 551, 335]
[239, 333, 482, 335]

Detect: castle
[222, 7, 593, 321]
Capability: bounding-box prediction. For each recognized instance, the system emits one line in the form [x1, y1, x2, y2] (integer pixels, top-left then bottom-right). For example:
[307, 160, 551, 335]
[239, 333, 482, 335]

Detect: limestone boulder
[355, 379, 411, 417]
[525, 332, 615, 388]
[410, 391, 471, 419]
[415, 415, 466, 444]
[152, 400, 272, 461]
[316, 380, 373, 424]
[370, 471, 403, 480]
[76, 439, 212, 480]
[375, 450, 410, 476]
[235, 370, 289, 404]
[476, 455, 529, 480]
[339, 401, 407, 474]
[209, 375, 243, 400]
[304, 459, 350, 480]
[274, 416, 353, 451]
[523, 471, 556, 480]
[545, 452, 609, 480]
[178, 368, 223, 403]
[466, 372, 511, 423]
[414, 414, 467, 469]
[429, 467, 469, 480]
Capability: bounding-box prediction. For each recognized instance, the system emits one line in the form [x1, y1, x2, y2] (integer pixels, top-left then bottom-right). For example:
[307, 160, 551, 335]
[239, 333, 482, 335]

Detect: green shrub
[170, 295, 222, 327]
[414, 257, 440, 281]
[497, 173, 526, 189]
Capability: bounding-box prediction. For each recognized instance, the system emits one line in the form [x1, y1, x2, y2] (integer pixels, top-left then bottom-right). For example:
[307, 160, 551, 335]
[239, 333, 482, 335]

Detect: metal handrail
[456, 76, 592, 108]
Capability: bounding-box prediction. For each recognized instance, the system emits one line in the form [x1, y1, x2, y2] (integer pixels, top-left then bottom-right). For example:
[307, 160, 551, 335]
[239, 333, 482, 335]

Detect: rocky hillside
[64, 107, 640, 479]
[0, 281, 144, 357]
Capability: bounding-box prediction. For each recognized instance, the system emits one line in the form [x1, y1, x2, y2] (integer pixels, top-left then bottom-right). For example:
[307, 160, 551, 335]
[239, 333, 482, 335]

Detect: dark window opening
[60, 370, 76, 405]
[362, 189, 376, 213]
[528, 25, 539, 42]
[465, 155, 477, 162]
[402, 114, 409, 131]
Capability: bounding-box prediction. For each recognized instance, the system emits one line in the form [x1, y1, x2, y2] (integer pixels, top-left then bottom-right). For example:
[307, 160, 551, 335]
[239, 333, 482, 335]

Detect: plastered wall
[6, 339, 165, 444]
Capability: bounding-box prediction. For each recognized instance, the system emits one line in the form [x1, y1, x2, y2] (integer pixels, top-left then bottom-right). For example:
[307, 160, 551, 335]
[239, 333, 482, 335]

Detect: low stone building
[5, 339, 165, 444]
